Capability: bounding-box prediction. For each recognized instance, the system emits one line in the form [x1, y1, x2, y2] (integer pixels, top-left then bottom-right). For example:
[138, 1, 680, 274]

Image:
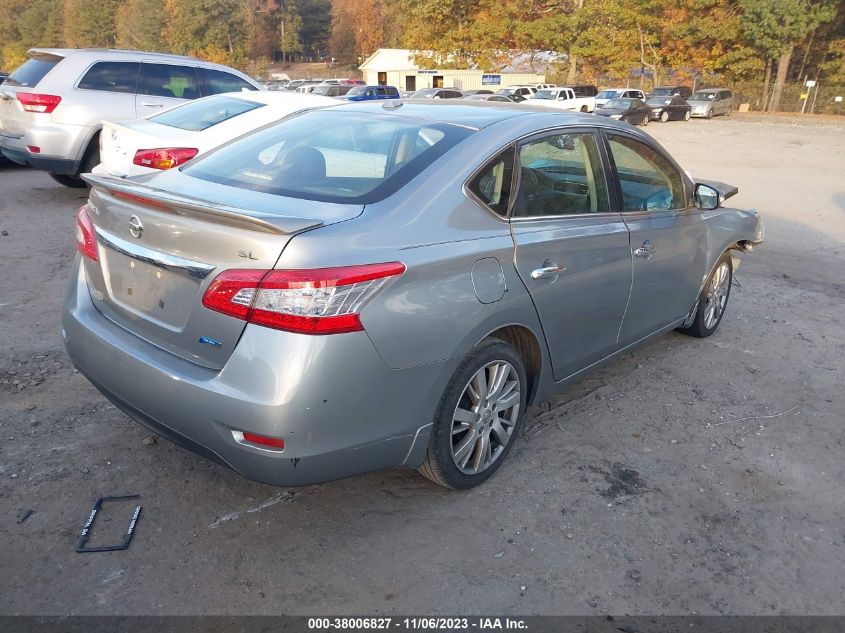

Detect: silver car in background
[0, 48, 261, 187]
[689, 88, 734, 118]
[63, 102, 764, 489]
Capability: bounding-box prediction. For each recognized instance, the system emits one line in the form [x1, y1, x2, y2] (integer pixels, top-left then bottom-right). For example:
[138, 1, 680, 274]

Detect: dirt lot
[1, 113, 844, 616]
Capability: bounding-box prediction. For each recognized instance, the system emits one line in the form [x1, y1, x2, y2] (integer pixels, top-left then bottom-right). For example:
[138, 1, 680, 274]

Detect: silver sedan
[63, 101, 764, 489]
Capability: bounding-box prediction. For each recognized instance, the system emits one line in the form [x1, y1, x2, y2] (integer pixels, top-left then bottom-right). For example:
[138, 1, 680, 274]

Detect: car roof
[27, 47, 249, 73]
[332, 99, 629, 131]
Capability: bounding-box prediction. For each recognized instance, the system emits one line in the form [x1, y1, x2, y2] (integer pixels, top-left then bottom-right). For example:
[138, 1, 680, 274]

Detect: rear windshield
[150, 95, 264, 131]
[5, 58, 60, 87]
[183, 110, 473, 204]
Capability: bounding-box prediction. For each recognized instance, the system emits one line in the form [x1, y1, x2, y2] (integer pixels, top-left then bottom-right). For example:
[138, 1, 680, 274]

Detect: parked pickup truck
[526, 87, 595, 112]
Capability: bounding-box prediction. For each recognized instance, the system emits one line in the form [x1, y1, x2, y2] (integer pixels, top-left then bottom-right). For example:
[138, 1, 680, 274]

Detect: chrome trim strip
[94, 226, 216, 280]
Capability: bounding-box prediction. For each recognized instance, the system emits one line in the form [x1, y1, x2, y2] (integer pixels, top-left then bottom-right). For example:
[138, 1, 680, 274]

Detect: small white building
[359, 48, 549, 92]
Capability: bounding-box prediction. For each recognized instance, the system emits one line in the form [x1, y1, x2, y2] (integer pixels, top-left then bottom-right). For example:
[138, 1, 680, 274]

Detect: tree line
[332, 0, 844, 112]
[2, 0, 843, 112]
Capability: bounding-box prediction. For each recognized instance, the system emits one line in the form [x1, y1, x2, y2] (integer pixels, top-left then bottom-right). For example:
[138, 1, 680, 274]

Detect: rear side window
[140, 64, 200, 99]
[467, 147, 515, 216]
[150, 95, 264, 131]
[5, 58, 60, 87]
[197, 68, 256, 96]
[184, 110, 473, 204]
[77, 62, 140, 94]
[386, 87, 399, 97]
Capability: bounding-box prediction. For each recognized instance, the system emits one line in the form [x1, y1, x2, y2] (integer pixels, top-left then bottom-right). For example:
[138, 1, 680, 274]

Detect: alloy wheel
[703, 262, 731, 329]
[450, 361, 521, 475]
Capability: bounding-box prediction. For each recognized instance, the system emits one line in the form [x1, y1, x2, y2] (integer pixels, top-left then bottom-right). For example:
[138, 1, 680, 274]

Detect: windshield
[605, 98, 634, 109]
[410, 89, 439, 98]
[183, 110, 473, 204]
[532, 90, 556, 100]
[690, 91, 716, 101]
[597, 90, 621, 99]
[496, 88, 515, 95]
[4, 58, 60, 87]
[651, 88, 673, 96]
[151, 95, 264, 131]
[647, 97, 673, 106]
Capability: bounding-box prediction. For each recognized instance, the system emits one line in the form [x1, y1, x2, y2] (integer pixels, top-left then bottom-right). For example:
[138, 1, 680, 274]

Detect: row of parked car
[0, 47, 734, 189]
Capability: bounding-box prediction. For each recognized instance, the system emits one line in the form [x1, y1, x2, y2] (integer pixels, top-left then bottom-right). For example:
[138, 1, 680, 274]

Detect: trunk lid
[100, 120, 191, 176]
[0, 52, 64, 137]
[81, 172, 363, 369]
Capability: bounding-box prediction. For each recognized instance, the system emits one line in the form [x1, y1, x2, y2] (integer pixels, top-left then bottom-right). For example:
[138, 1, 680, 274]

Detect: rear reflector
[133, 147, 199, 170]
[16, 92, 62, 113]
[75, 205, 98, 262]
[202, 262, 406, 335]
[240, 432, 285, 450]
[27, 145, 41, 154]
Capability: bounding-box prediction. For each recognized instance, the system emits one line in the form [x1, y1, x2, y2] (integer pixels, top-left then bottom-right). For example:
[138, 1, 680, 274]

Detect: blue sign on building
[482, 74, 501, 85]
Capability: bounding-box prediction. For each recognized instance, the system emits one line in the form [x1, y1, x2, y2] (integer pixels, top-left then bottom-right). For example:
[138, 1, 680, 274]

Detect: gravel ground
[1, 113, 844, 616]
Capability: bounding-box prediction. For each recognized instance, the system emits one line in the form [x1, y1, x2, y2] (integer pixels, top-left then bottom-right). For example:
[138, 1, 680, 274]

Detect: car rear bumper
[1, 121, 89, 174]
[62, 256, 441, 486]
[0, 142, 78, 174]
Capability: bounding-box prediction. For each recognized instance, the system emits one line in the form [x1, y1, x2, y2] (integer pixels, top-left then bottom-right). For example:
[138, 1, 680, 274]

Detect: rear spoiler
[82, 174, 323, 235]
[696, 179, 738, 203]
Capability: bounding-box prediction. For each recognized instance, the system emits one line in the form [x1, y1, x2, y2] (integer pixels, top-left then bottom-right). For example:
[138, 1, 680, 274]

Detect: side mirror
[694, 183, 720, 210]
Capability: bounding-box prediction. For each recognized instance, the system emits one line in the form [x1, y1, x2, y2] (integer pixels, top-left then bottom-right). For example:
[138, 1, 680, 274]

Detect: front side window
[607, 135, 686, 212]
[150, 95, 264, 131]
[197, 68, 256, 96]
[141, 64, 200, 99]
[77, 62, 140, 94]
[467, 147, 515, 216]
[183, 110, 472, 203]
[513, 132, 609, 217]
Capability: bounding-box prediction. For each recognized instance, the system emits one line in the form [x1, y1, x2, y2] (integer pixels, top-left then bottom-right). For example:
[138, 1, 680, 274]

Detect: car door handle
[531, 264, 567, 279]
[634, 241, 656, 258]
[140, 102, 166, 108]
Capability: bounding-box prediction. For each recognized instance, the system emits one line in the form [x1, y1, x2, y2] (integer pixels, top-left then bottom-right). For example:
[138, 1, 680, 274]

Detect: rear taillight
[132, 147, 198, 170]
[238, 431, 285, 450]
[16, 92, 62, 113]
[75, 205, 98, 262]
[202, 262, 406, 335]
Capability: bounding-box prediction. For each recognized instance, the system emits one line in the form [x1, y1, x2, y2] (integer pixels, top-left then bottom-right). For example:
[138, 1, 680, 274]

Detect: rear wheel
[580, 105, 588, 113]
[660, 111, 669, 123]
[684, 110, 691, 121]
[726, 106, 732, 116]
[419, 339, 527, 489]
[677, 252, 733, 338]
[641, 114, 648, 126]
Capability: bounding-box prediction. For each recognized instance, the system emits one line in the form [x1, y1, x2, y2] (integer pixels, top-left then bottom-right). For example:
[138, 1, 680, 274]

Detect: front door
[604, 132, 707, 344]
[510, 129, 633, 380]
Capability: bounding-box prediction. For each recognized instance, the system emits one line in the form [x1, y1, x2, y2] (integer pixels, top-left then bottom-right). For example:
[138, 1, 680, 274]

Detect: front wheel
[684, 110, 691, 121]
[641, 114, 648, 126]
[677, 253, 733, 338]
[659, 111, 669, 123]
[580, 105, 588, 113]
[419, 339, 527, 489]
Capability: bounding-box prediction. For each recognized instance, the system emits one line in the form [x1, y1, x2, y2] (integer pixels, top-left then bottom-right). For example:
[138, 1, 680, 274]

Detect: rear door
[136, 63, 200, 117]
[603, 132, 707, 344]
[510, 129, 633, 380]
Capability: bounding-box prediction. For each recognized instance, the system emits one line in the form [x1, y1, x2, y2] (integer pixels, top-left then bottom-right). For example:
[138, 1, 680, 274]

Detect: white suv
[0, 48, 261, 187]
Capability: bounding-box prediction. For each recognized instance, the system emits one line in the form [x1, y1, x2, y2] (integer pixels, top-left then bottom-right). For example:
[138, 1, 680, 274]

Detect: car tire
[419, 338, 527, 490]
[684, 111, 691, 121]
[580, 105, 588, 113]
[660, 111, 669, 123]
[677, 252, 733, 338]
[48, 173, 88, 188]
[726, 106, 732, 116]
[641, 114, 648, 126]
[706, 109, 713, 119]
